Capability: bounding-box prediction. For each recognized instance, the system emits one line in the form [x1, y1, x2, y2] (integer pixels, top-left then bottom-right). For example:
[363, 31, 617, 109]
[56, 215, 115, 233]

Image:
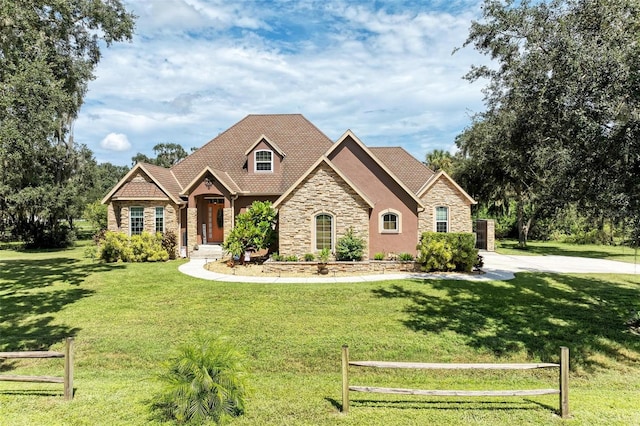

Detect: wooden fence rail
[341, 345, 569, 419]
[0, 337, 74, 400]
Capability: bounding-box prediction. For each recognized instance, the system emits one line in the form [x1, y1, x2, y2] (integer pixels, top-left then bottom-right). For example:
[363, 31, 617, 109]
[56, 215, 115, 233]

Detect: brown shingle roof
[171, 114, 334, 194]
[369, 147, 435, 195]
[113, 180, 169, 199]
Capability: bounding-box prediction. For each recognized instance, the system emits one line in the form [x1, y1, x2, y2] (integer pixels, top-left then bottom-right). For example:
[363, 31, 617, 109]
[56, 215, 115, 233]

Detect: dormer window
[255, 150, 273, 172]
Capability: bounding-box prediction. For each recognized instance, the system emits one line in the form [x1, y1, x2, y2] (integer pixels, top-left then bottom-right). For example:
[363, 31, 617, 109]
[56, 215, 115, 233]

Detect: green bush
[417, 232, 477, 272]
[373, 252, 385, 260]
[397, 252, 414, 261]
[335, 227, 365, 261]
[271, 253, 284, 261]
[155, 334, 248, 424]
[284, 255, 299, 262]
[223, 201, 276, 260]
[162, 230, 178, 259]
[99, 231, 168, 262]
[304, 253, 315, 261]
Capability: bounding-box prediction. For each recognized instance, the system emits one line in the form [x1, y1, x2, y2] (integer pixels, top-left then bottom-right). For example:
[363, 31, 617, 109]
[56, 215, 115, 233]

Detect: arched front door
[206, 200, 224, 243]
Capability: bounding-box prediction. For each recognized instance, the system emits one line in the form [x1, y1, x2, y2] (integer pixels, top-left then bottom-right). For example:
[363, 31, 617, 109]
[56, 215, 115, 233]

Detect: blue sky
[75, 0, 490, 166]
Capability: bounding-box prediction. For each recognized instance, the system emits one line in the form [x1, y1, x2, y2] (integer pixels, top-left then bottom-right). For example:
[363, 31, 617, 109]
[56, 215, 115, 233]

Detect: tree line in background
[426, 0, 640, 248]
[3, 0, 639, 250]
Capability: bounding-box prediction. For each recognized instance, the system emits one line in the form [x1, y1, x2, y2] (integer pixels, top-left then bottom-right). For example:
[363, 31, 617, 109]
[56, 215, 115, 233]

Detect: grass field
[1, 242, 639, 425]
[497, 239, 640, 264]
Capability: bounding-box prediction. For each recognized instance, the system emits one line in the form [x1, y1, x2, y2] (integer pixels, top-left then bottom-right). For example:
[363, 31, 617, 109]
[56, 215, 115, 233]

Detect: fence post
[341, 345, 349, 413]
[64, 337, 74, 400]
[559, 346, 569, 418]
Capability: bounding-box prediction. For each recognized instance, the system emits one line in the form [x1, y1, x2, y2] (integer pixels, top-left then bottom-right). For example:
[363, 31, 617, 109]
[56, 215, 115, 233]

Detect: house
[102, 114, 476, 259]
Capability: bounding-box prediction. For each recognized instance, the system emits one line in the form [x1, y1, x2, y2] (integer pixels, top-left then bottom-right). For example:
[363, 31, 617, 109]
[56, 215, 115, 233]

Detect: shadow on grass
[0, 257, 123, 352]
[373, 273, 640, 371]
[326, 396, 557, 414]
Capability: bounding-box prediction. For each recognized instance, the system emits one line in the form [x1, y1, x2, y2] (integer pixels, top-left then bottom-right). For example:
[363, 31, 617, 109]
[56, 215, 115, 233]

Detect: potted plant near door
[317, 247, 331, 275]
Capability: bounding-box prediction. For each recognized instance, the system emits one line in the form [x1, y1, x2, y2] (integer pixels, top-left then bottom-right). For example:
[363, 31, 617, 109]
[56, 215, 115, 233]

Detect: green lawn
[497, 239, 640, 264]
[1, 243, 639, 425]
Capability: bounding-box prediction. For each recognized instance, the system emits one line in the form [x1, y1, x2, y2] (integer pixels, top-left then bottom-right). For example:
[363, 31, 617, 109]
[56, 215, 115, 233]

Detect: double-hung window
[255, 150, 273, 172]
[130, 207, 144, 235]
[435, 206, 448, 233]
[155, 207, 164, 233]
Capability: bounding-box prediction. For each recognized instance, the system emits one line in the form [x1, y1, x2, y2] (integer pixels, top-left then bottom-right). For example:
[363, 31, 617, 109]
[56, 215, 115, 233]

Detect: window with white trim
[315, 213, 333, 250]
[155, 207, 164, 233]
[255, 150, 273, 172]
[130, 207, 144, 235]
[379, 209, 402, 233]
[435, 206, 448, 233]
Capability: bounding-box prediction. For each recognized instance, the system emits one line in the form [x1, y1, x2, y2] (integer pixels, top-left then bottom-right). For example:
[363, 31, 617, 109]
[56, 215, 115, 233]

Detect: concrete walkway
[178, 251, 639, 283]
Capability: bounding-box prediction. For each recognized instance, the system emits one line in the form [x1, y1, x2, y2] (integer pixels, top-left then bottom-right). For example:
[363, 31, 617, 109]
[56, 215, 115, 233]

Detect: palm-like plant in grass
[158, 335, 249, 424]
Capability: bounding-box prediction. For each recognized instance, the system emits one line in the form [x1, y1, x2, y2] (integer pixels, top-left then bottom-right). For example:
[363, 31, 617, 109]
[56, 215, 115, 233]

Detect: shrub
[271, 253, 284, 261]
[373, 252, 385, 260]
[99, 231, 168, 262]
[162, 230, 178, 259]
[155, 334, 248, 424]
[284, 255, 299, 262]
[417, 232, 477, 272]
[318, 247, 331, 263]
[335, 227, 365, 261]
[397, 252, 414, 261]
[304, 253, 315, 261]
[223, 201, 276, 261]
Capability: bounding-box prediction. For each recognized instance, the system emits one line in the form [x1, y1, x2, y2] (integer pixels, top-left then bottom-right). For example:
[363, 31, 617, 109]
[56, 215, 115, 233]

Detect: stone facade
[107, 200, 179, 236]
[187, 208, 198, 252]
[277, 163, 371, 259]
[223, 207, 233, 242]
[419, 176, 472, 234]
[486, 219, 495, 251]
[261, 260, 421, 275]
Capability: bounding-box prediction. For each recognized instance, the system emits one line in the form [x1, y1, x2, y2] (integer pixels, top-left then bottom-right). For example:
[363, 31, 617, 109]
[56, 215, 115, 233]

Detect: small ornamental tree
[223, 201, 277, 263]
[335, 227, 365, 261]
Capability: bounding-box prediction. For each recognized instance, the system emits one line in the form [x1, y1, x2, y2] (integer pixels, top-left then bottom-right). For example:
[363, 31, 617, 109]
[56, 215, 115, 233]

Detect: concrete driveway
[482, 251, 639, 280]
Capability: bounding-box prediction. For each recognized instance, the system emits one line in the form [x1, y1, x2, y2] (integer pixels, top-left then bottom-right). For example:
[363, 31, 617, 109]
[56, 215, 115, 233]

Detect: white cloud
[100, 133, 131, 151]
[77, 0, 491, 166]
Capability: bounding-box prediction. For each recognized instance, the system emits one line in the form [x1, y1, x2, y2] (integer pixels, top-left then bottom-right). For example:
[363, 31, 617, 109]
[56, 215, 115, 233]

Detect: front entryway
[206, 199, 224, 243]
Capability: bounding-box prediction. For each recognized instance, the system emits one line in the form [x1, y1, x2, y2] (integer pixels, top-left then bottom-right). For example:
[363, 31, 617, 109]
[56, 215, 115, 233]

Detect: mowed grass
[1, 243, 639, 425]
[497, 239, 640, 264]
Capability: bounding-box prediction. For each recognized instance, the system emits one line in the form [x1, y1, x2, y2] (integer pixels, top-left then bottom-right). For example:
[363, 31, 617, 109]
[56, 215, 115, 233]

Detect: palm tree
[425, 149, 454, 174]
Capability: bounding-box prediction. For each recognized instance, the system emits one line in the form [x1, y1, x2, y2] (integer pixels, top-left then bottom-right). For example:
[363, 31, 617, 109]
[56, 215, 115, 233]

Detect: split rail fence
[341, 345, 569, 419]
[0, 337, 74, 400]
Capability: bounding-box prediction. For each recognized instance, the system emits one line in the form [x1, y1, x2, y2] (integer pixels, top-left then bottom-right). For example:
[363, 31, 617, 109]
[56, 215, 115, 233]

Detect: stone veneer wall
[187, 208, 198, 252]
[107, 201, 178, 235]
[486, 219, 495, 252]
[277, 163, 370, 259]
[262, 260, 420, 274]
[106, 201, 179, 257]
[223, 207, 232, 243]
[419, 177, 472, 234]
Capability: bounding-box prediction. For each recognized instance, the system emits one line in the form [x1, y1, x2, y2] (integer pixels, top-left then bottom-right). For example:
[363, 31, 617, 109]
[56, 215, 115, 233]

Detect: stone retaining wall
[261, 260, 421, 275]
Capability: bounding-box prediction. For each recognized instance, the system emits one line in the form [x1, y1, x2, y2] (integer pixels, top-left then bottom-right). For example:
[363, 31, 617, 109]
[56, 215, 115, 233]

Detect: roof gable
[326, 130, 425, 208]
[417, 170, 477, 204]
[244, 135, 286, 158]
[102, 163, 183, 205]
[273, 156, 374, 209]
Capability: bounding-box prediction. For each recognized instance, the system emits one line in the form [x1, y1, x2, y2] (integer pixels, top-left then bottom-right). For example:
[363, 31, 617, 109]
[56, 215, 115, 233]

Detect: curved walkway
[179, 251, 639, 283]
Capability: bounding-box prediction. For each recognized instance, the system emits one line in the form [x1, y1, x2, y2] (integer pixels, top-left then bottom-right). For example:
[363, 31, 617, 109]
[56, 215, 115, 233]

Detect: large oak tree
[456, 0, 640, 246]
[0, 1, 135, 247]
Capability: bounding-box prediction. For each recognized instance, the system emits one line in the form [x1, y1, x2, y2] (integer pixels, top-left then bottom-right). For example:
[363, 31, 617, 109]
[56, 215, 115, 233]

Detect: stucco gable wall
[419, 177, 472, 233]
[328, 137, 420, 256]
[277, 163, 370, 259]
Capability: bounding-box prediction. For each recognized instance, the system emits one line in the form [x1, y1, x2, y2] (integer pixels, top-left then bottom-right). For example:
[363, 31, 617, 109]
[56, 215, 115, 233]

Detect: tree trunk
[517, 198, 526, 248]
